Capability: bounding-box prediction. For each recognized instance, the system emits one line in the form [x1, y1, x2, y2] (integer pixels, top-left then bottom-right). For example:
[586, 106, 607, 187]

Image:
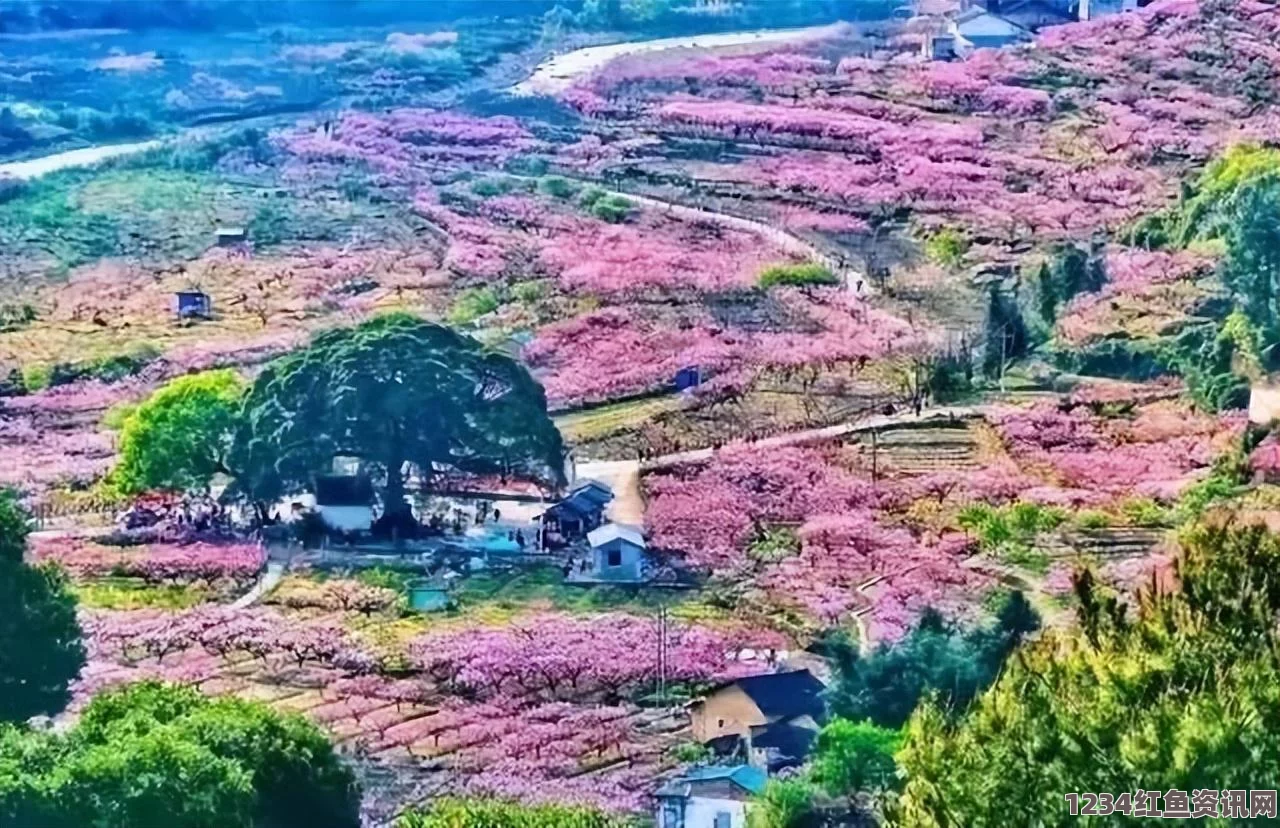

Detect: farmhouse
[655, 765, 767, 828]
[584, 522, 648, 583]
[690, 669, 826, 744]
[313, 474, 375, 534]
[950, 6, 1032, 53]
[539, 478, 614, 540]
[215, 226, 247, 246]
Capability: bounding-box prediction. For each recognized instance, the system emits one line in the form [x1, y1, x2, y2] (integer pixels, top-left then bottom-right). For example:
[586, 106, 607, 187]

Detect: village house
[655, 765, 766, 828]
[950, 5, 1032, 53]
[582, 522, 648, 583]
[690, 669, 826, 745]
[539, 478, 614, 541]
[313, 474, 375, 534]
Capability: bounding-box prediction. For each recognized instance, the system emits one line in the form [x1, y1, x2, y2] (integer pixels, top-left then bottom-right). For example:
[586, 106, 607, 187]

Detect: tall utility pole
[656, 603, 669, 703]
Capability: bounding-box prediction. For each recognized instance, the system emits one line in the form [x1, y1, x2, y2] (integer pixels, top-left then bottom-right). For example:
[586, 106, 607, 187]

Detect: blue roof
[671, 765, 768, 795]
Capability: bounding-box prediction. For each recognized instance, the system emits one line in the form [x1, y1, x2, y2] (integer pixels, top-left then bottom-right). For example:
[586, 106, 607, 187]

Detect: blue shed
[674, 365, 702, 391]
[176, 291, 211, 320]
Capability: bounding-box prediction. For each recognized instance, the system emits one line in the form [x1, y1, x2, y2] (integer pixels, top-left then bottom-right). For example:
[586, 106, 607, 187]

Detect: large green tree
[810, 718, 902, 796]
[895, 522, 1280, 827]
[114, 369, 247, 494]
[0, 682, 360, 828]
[1223, 175, 1280, 343]
[826, 592, 1038, 729]
[0, 489, 84, 723]
[234, 314, 565, 512]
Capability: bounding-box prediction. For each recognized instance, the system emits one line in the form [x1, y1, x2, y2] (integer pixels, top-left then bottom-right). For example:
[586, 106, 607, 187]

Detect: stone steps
[1043, 527, 1167, 558]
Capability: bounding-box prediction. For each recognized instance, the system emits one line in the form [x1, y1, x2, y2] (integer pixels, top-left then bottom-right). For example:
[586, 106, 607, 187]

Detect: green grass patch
[74, 578, 211, 610]
[759, 262, 839, 289]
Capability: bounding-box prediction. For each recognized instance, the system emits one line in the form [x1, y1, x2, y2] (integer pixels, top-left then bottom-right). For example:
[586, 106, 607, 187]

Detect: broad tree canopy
[234, 313, 566, 510]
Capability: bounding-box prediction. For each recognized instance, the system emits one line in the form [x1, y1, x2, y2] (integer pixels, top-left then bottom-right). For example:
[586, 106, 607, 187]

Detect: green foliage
[747, 526, 800, 562]
[982, 286, 1029, 377]
[668, 740, 713, 763]
[826, 593, 1040, 729]
[447, 287, 503, 325]
[923, 227, 969, 269]
[746, 779, 818, 828]
[537, 175, 580, 199]
[397, 797, 625, 828]
[0, 681, 359, 827]
[512, 280, 546, 304]
[588, 193, 634, 224]
[247, 202, 290, 247]
[0, 302, 35, 333]
[959, 502, 1062, 570]
[810, 718, 902, 795]
[1177, 143, 1280, 244]
[1119, 498, 1173, 528]
[1222, 175, 1280, 352]
[233, 314, 566, 511]
[1163, 320, 1253, 412]
[1050, 336, 1176, 382]
[758, 262, 839, 289]
[0, 488, 31, 566]
[114, 369, 247, 495]
[20, 363, 51, 392]
[0, 489, 84, 722]
[895, 522, 1280, 827]
[354, 567, 412, 593]
[468, 175, 535, 199]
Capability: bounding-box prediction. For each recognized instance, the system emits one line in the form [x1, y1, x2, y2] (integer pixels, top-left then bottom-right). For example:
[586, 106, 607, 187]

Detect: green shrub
[447, 287, 502, 325]
[578, 186, 606, 209]
[468, 176, 533, 198]
[398, 798, 625, 828]
[924, 227, 970, 269]
[537, 176, 579, 199]
[758, 262, 839, 289]
[512, 281, 546, 304]
[1075, 510, 1110, 529]
[21, 363, 52, 392]
[588, 193, 634, 223]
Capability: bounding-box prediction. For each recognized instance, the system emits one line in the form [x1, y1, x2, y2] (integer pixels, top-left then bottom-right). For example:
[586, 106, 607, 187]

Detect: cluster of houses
[658, 669, 829, 828]
[922, 0, 1148, 59]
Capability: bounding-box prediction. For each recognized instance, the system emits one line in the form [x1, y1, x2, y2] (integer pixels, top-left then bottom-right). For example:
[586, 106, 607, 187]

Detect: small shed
[176, 290, 211, 320]
[586, 522, 647, 583]
[674, 365, 703, 392]
[215, 226, 247, 246]
[314, 474, 375, 534]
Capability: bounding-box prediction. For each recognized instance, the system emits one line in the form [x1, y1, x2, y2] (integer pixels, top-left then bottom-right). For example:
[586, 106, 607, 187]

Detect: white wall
[661, 797, 750, 828]
[316, 505, 373, 532]
[1250, 384, 1280, 425]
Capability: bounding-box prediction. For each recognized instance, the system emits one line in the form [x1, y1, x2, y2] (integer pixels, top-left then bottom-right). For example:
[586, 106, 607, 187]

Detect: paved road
[511, 24, 843, 97]
[230, 561, 285, 609]
[575, 405, 984, 528]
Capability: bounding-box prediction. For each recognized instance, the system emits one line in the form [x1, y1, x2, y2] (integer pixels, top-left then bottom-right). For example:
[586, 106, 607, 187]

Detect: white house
[950, 6, 1032, 54]
[313, 474, 375, 534]
[656, 765, 766, 828]
[586, 522, 647, 583]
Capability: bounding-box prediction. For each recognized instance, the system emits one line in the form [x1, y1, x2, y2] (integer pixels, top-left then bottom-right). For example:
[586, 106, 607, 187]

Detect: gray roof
[954, 7, 1030, 37]
[588, 522, 645, 548]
